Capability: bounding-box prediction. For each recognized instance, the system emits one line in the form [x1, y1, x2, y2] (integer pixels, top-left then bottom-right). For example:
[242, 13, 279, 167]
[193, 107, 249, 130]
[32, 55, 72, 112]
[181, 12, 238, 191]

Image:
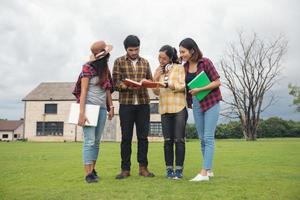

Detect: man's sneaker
[207, 171, 214, 177]
[173, 169, 183, 180]
[189, 174, 209, 182]
[92, 169, 99, 180]
[166, 168, 175, 179]
[85, 173, 98, 183]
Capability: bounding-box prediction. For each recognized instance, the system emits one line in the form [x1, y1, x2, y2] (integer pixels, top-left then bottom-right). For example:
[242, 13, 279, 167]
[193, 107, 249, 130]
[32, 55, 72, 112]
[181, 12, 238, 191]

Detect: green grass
[0, 139, 300, 200]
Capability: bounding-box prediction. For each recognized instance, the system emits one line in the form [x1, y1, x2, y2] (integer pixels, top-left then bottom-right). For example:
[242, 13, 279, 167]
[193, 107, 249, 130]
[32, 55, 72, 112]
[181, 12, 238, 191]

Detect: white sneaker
[189, 174, 209, 182]
[207, 171, 214, 177]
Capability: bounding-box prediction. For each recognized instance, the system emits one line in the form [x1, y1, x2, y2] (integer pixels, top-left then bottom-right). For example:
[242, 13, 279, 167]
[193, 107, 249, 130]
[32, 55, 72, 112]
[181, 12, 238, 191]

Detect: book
[187, 71, 212, 101]
[123, 78, 164, 88]
[68, 103, 100, 126]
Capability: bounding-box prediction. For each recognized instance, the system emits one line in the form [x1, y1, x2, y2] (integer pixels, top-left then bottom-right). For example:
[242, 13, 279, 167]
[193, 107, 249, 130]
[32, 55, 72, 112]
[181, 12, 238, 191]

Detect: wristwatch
[164, 75, 169, 88]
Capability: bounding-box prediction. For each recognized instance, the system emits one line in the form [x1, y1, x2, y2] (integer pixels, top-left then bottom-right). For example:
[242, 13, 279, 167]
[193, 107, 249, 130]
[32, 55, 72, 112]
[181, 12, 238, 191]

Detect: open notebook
[68, 103, 100, 126]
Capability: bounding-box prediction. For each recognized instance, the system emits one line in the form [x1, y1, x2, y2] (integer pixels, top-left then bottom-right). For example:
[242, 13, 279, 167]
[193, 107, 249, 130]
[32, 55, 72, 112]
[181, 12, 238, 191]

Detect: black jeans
[119, 104, 150, 171]
[161, 108, 188, 167]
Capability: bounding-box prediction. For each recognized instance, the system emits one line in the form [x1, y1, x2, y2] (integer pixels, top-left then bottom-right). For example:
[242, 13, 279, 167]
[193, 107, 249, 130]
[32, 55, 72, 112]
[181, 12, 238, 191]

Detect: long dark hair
[179, 38, 203, 62]
[89, 53, 110, 86]
[159, 45, 179, 64]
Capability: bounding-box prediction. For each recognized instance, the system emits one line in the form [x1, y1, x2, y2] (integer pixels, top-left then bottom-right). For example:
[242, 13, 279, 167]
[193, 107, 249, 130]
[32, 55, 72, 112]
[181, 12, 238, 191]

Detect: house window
[36, 122, 64, 136]
[149, 122, 162, 136]
[14, 134, 18, 138]
[150, 103, 159, 114]
[2, 134, 8, 138]
[44, 104, 57, 114]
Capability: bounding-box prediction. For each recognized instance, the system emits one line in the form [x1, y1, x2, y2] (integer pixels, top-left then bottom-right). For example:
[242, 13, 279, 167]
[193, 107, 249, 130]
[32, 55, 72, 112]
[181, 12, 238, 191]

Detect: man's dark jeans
[119, 104, 150, 171]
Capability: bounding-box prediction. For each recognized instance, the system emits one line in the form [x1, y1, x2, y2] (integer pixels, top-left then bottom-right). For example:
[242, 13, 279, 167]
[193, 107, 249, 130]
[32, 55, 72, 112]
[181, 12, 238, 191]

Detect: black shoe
[92, 169, 99, 180]
[85, 173, 98, 183]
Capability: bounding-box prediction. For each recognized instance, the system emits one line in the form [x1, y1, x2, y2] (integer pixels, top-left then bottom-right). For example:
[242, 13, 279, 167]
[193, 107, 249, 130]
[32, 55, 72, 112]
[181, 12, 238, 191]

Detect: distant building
[0, 120, 24, 141]
[22, 82, 162, 142]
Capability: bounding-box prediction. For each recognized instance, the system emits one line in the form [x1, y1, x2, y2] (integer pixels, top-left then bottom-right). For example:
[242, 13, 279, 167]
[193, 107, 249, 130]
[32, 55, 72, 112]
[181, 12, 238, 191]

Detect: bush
[185, 124, 198, 139]
[258, 117, 300, 138]
[215, 121, 244, 139]
[186, 117, 300, 139]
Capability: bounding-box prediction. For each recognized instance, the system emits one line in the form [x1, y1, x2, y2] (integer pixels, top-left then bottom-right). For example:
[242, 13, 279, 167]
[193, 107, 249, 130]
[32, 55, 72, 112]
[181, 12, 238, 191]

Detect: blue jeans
[82, 107, 107, 165]
[192, 97, 220, 170]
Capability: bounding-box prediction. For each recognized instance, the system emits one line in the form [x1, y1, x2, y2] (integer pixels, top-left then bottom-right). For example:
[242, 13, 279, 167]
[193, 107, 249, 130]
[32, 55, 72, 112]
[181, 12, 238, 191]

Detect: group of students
[72, 35, 222, 183]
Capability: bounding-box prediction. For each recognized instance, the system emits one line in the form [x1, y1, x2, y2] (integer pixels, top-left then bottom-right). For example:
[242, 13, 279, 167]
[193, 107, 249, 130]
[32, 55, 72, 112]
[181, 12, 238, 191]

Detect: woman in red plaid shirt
[179, 38, 222, 182]
[73, 40, 114, 183]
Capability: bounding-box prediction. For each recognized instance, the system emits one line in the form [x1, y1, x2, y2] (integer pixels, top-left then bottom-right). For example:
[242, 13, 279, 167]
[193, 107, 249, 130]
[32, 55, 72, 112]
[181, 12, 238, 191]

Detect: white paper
[68, 103, 100, 126]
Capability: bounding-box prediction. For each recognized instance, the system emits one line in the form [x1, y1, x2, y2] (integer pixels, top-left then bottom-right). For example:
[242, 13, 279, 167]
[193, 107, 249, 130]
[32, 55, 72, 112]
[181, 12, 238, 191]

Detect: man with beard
[113, 35, 155, 179]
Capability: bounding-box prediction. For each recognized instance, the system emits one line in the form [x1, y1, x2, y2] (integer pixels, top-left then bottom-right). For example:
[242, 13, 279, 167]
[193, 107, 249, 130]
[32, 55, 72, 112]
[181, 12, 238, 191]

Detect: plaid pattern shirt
[72, 63, 113, 103]
[112, 55, 153, 105]
[184, 57, 222, 112]
[156, 64, 186, 114]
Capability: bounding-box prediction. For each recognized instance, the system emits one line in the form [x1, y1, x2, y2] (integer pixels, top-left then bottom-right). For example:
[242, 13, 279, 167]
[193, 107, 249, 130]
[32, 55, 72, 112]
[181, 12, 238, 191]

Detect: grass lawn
[0, 138, 299, 200]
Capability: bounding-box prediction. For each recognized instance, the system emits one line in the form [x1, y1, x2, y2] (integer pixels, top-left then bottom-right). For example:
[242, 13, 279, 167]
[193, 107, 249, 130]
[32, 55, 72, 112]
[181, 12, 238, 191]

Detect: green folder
[187, 71, 211, 101]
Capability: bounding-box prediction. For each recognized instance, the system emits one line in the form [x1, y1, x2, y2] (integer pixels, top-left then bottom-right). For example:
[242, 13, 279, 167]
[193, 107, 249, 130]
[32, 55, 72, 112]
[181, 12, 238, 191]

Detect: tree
[288, 84, 300, 112]
[220, 32, 288, 140]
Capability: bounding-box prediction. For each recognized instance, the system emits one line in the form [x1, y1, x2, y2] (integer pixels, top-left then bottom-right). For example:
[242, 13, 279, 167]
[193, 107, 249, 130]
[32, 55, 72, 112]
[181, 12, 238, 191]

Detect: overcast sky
[0, 0, 299, 121]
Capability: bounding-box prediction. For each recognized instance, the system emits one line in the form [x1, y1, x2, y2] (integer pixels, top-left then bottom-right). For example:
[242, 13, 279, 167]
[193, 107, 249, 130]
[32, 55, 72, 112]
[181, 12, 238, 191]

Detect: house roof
[23, 82, 159, 101]
[0, 120, 23, 131]
[23, 82, 76, 101]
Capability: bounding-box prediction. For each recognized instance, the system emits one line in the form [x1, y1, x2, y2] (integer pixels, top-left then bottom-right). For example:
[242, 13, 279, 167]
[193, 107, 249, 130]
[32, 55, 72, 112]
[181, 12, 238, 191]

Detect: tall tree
[220, 32, 288, 140]
[288, 84, 300, 112]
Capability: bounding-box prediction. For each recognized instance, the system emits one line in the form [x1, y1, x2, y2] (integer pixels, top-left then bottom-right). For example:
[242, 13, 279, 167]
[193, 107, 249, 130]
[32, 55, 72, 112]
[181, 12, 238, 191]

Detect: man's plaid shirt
[112, 55, 153, 105]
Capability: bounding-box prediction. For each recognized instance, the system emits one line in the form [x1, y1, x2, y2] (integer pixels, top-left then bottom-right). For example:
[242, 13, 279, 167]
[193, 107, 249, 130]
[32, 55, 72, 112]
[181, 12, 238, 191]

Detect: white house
[22, 82, 163, 142]
[0, 120, 24, 141]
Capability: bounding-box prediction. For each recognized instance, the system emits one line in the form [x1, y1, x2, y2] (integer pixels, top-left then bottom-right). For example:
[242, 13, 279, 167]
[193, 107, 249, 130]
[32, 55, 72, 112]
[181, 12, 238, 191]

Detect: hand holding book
[187, 71, 212, 101]
[78, 113, 90, 127]
[68, 103, 100, 127]
[123, 78, 165, 88]
[189, 87, 204, 96]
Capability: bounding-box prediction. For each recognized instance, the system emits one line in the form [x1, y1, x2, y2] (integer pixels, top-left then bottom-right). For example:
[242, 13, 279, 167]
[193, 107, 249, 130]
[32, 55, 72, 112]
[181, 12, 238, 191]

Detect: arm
[146, 61, 153, 81]
[152, 66, 164, 95]
[189, 59, 221, 96]
[78, 77, 89, 126]
[169, 66, 186, 92]
[189, 79, 221, 96]
[112, 59, 127, 91]
[148, 66, 165, 87]
[106, 90, 114, 120]
[153, 67, 162, 82]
